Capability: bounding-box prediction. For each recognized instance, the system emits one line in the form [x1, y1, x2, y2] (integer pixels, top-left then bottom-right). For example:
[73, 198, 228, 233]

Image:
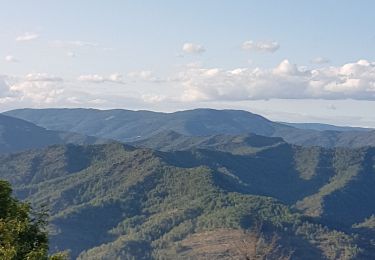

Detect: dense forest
[1, 109, 375, 259]
[1, 140, 374, 259]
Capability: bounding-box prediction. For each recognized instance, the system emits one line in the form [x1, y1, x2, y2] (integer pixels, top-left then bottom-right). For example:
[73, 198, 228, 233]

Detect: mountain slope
[0, 141, 374, 259]
[0, 114, 106, 154]
[5, 108, 375, 148]
[131, 130, 286, 153]
[133, 130, 375, 222]
[134, 131, 375, 227]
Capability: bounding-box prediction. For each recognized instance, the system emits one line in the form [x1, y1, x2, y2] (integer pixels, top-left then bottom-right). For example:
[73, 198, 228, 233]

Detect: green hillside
[133, 131, 375, 225]
[1, 140, 374, 259]
[131, 131, 284, 153]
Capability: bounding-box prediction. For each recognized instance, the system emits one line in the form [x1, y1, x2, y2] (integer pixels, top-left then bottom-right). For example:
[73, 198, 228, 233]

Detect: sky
[0, 0, 375, 127]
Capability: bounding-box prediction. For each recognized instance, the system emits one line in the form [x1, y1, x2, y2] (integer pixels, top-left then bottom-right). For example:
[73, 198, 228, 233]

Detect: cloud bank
[178, 59, 375, 101]
[1, 60, 375, 110]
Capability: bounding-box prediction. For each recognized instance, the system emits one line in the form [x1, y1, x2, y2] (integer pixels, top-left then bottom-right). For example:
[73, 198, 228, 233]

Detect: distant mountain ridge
[0, 113, 107, 154]
[281, 122, 373, 132]
[4, 108, 280, 140]
[4, 108, 375, 148]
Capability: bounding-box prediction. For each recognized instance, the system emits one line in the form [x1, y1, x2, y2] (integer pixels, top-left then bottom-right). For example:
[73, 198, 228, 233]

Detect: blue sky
[0, 1, 375, 127]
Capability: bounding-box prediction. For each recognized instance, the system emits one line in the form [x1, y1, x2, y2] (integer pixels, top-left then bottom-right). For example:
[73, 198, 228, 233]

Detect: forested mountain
[131, 130, 287, 152]
[2, 108, 375, 259]
[3, 108, 283, 141]
[5, 108, 375, 148]
[1, 138, 374, 259]
[0, 114, 107, 154]
[133, 131, 375, 226]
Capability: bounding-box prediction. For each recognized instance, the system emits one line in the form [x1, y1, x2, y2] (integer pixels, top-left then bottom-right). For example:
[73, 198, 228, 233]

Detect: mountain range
[281, 122, 372, 132]
[4, 108, 375, 148]
[1, 140, 374, 259]
[1, 108, 375, 259]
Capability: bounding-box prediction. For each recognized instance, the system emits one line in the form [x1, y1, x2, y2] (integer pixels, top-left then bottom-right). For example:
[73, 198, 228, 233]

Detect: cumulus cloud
[311, 57, 330, 64]
[10, 81, 63, 104]
[0, 73, 154, 110]
[182, 43, 206, 54]
[16, 32, 39, 42]
[4, 55, 18, 63]
[176, 59, 375, 102]
[242, 40, 280, 53]
[78, 73, 125, 84]
[0, 73, 65, 106]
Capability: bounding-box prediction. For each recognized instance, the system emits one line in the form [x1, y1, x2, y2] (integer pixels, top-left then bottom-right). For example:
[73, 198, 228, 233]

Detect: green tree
[0, 180, 68, 260]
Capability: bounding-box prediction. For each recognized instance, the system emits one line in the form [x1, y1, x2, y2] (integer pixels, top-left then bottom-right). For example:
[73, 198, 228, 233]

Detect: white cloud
[142, 94, 166, 103]
[108, 74, 123, 82]
[78, 73, 125, 84]
[25, 73, 63, 82]
[127, 70, 165, 83]
[182, 43, 206, 54]
[10, 81, 64, 104]
[78, 74, 105, 83]
[127, 70, 153, 80]
[4, 55, 19, 63]
[273, 60, 302, 75]
[1, 59, 375, 113]
[0, 74, 64, 106]
[0, 73, 154, 110]
[16, 32, 39, 42]
[242, 40, 280, 53]
[175, 59, 375, 102]
[311, 57, 330, 64]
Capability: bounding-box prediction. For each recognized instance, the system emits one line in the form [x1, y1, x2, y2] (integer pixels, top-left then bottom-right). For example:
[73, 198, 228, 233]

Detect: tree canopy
[0, 180, 67, 260]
